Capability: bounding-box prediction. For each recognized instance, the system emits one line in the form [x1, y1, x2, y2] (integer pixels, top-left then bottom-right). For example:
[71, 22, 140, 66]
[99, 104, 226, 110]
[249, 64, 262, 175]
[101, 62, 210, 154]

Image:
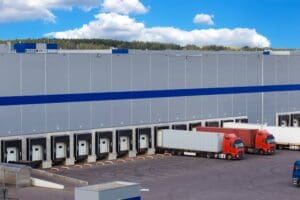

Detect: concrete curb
[31, 169, 88, 186]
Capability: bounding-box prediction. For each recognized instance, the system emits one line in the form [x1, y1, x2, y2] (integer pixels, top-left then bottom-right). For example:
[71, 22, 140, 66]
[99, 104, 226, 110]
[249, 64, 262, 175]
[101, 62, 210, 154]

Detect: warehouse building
[0, 43, 299, 168]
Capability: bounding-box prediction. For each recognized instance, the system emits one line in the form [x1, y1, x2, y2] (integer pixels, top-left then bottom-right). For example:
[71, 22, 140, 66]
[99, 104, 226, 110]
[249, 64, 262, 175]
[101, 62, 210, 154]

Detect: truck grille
[238, 151, 244, 159]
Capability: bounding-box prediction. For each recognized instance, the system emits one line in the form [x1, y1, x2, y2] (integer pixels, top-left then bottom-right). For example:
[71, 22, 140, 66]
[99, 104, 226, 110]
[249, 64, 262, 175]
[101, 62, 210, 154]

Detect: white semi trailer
[156, 129, 244, 160]
[223, 123, 300, 150]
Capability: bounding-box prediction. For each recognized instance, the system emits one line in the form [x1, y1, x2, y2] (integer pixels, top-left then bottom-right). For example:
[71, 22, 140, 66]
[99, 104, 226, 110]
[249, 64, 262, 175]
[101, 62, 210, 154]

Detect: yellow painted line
[125, 158, 135, 161]
[74, 165, 83, 168]
[84, 164, 92, 167]
[104, 161, 114, 165]
[137, 157, 145, 160]
[145, 155, 154, 159]
[96, 162, 105, 166]
[164, 153, 172, 156]
[50, 168, 60, 172]
[61, 166, 70, 170]
[116, 159, 126, 163]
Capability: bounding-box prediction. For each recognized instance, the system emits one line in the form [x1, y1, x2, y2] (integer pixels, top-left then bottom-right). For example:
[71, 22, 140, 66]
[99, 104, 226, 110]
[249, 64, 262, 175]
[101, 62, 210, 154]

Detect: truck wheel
[226, 154, 232, 160]
[259, 149, 264, 155]
[206, 154, 211, 159]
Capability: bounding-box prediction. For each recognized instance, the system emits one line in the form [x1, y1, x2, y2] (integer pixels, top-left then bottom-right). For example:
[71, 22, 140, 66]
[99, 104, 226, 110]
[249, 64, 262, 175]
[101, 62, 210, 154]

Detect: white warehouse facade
[0, 45, 299, 167]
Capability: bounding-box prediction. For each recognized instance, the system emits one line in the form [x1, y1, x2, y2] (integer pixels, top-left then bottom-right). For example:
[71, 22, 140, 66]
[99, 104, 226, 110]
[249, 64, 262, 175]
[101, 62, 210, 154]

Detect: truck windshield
[266, 135, 275, 144]
[234, 140, 244, 148]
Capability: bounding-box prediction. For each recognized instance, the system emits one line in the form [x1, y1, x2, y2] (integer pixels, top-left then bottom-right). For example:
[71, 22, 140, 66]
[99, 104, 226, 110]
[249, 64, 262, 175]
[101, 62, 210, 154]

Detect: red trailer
[196, 127, 275, 155]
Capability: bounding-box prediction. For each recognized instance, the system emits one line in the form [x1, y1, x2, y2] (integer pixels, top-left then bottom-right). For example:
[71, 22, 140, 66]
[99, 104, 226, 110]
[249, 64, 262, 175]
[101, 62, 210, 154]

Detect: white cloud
[46, 13, 270, 48]
[193, 13, 214, 25]
[102, 0, 148, 15]
[0, 0, 100, 22]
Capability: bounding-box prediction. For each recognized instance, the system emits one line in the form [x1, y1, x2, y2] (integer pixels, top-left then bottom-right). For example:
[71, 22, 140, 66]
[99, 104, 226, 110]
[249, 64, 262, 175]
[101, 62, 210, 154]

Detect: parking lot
[6, 150, 300, 200]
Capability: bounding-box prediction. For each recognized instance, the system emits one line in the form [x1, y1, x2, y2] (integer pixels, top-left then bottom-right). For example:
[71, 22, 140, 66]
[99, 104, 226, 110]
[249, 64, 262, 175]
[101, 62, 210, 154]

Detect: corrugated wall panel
[246, 54, 262, 86]
[91, 54, 112, 129]
[112, 100, 131, 127]
[0, 54, 21, 135]
[247, 94, 262, 123]
[21, 54, 46, 134]
[45, 54, 69, 132]
[70, 102, 91, 130]
[69, 54, 91, 130]
[202, 55, 218, 119]
[169, 56, 186, 121]
[186, 55, 202, 120]
[218, 55, 233, 117]
[131, 55, 150, 125]
[150, 54, 169, 123]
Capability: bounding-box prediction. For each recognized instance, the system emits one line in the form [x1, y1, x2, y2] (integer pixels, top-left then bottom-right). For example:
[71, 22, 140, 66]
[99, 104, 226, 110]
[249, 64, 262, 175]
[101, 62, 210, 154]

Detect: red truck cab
[255, 130, 275, 154]
[222, 133, 244, 159]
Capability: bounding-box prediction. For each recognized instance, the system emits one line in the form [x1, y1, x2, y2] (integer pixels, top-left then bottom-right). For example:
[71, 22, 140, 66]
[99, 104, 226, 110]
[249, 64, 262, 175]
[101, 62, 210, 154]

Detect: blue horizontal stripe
[123, 197, 141, 200]
[0, 84, 300, 106]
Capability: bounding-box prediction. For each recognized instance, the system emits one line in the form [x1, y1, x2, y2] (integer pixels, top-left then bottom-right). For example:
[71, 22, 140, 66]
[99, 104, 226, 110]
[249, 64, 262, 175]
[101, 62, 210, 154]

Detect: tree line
[0, 38, 293, 51]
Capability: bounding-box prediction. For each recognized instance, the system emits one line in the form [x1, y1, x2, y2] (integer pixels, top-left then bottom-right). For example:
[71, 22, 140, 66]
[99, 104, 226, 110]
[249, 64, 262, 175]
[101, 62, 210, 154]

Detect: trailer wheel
[206, 154, 211, 159]
[226, 154, 232, 160]
[277, 145, 283, 150]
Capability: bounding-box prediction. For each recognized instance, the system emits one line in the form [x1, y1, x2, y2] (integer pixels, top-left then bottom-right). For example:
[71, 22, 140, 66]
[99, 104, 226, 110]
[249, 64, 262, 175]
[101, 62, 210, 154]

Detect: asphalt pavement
[6, 151, 300, 200]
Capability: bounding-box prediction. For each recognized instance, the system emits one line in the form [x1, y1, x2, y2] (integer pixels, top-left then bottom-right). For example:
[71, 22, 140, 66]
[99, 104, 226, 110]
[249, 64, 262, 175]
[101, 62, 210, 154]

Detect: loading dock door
[56, 142, 67, 159]
[6, 147, 18, 162]
[96, 131, 113, 157]
[278, 115, 289, 127]
[116, 129, 133, 155]
[119, 136, 130, 152]
[154, 126, 169, 148]
[172, 124, 187, 130]
[78, 140, 89, 156]
[205, 121, 220, 127]
[27, 137, 46, 162]
[291, 114, 300, 127]
[139, 134, 149, 149]
[32, 145, 43, 161]
[99, 138, 110, 154]
[221, 120, 234, 127]
[189, 122, 202, 131]
[235, 118, 248, 123]
[136, 128, 151, 153]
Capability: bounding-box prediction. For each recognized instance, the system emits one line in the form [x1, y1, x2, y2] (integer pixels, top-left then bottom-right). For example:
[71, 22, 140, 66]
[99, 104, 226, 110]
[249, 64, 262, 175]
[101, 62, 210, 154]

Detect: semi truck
[223, 123, 300, 150]
[293, 160, 300, 186]
[156, 129, 244, 160]
[195, 127, 275, 155]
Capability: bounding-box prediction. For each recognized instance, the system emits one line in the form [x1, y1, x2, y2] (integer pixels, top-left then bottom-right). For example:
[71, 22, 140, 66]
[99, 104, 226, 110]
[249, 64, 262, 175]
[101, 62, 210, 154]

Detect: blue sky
[0, 0, 299, 48]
